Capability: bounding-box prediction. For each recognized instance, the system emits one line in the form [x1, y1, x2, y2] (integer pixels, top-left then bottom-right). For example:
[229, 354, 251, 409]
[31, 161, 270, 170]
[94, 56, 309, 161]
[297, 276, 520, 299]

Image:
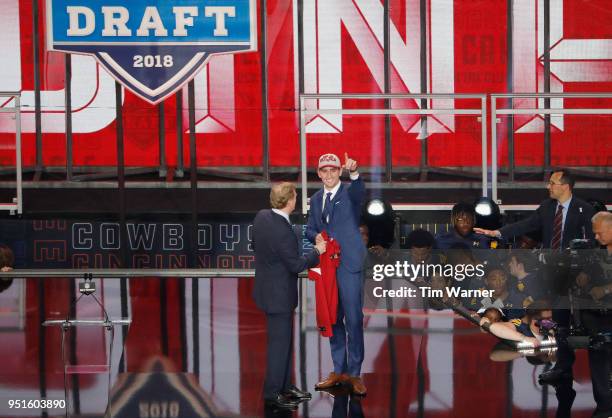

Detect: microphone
[579, 207, 586, 239]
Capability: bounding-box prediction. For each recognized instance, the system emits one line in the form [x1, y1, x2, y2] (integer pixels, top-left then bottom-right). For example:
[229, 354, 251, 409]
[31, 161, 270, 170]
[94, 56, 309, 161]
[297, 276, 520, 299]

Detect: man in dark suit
[581, 211, 612, 418]
[474, 169, 595, 384]
[253, 182, 327, 410]
[306, 153, 368, 396]
[474, 169, 594, 249]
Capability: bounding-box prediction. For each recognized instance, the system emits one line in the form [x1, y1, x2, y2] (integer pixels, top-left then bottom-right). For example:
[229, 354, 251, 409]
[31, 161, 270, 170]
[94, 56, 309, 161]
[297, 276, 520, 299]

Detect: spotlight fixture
[367, 199, 386, 216]
[474, 197, 501, 230]
[362, 198, 396, 248]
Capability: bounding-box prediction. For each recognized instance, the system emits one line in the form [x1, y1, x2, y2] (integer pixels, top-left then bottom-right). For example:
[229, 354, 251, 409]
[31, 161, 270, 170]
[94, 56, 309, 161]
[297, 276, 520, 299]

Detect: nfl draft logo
[46, 0, 257, 103]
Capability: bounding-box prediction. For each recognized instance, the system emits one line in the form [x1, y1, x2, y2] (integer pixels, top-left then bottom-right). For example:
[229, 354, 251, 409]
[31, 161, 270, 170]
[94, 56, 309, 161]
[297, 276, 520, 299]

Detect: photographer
[580, 211, 612, 418]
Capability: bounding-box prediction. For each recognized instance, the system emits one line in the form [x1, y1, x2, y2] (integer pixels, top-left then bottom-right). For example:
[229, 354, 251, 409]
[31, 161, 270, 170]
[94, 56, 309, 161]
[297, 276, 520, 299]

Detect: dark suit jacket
[306, 177, 366, 273]
[499, 196, 595, 248]
[253, 209, 320, 313]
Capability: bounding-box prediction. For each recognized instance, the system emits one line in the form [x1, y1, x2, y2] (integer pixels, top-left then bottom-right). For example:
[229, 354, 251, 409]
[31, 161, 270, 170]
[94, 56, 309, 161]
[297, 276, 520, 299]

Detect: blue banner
[46, 0, 257, 103]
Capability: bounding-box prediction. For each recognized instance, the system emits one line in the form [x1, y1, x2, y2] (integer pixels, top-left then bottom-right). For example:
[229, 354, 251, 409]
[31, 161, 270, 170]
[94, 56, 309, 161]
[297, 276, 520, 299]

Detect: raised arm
[344, 153, 365, 208]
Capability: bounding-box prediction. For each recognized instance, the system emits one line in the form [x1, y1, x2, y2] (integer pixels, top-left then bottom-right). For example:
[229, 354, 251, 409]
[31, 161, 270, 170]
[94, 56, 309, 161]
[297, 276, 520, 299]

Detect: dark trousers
[552, 310, 575, 372]
[582, 310, 612, 412]
[588, 347, 612, 411]
[332, 393, 364, 418]
[264, 312, 293, 399]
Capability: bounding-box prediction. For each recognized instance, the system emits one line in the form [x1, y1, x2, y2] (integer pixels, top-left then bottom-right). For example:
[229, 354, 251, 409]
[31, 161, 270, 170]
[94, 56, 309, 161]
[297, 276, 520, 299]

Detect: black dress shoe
[283, 385, 312, 400]
[264, 393, 300, 409]
[538, 368, 573, 384]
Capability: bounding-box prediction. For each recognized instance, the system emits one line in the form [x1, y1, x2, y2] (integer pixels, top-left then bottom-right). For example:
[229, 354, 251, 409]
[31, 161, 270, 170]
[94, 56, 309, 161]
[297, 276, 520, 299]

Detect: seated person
[436, 202, 491, 250]
[507, 251, 545, 305]
[574, 250, 612, 305]
[480, 302, 554, 348]
[473, 266, 524, 318]
[446, 242, 482, 291]
[516, 233, 541, 250]
[359, 223, 388, 258]
[406, 229, 436, 263]
[428, 274, 458, 310]
[480, 306, 505, 324]
[405, 229, 439, 284]
[0, 244, 14, 293]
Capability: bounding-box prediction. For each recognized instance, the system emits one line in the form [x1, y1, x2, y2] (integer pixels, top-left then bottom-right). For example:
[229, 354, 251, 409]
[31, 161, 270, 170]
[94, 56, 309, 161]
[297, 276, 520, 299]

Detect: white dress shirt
[272, 208, 290, 224]
[555, 195, 572, 234]
[321, 172, 360, 212]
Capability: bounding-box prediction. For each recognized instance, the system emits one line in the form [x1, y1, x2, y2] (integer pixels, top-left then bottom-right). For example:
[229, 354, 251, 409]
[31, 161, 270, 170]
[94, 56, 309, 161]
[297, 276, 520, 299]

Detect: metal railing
[490, 92, 612, 202]
[0, 91, 22, 214]
[0, 269, 255, 278]
[299, 93, 488, 213]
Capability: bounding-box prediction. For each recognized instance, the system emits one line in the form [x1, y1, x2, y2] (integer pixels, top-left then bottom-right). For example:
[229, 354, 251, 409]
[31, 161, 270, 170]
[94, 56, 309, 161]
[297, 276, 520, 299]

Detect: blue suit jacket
[306, 177, 366, 273]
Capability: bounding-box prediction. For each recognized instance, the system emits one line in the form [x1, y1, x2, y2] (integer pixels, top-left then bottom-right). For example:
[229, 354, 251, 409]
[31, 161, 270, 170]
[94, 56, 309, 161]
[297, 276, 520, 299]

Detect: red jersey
[308, 232, 340, 337]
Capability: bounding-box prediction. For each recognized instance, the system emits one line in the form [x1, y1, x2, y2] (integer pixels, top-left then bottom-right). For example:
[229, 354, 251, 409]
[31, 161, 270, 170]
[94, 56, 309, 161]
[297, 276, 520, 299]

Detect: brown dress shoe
[348, 376, 367, 396]
[314, 372, 344, 390]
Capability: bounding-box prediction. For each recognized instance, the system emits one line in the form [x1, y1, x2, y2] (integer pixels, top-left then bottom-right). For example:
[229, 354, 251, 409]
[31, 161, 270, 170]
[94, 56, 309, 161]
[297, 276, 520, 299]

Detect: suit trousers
[552, 310, 576, 372]
[583, 310, 612, 411]
[264, 312, 293, 399]
[330, 264, 364, 377]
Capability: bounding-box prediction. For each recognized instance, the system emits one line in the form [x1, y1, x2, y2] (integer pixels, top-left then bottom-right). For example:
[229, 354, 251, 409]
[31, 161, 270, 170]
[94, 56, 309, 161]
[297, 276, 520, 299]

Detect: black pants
[332, 393, 364, 418]
[552, 310, 575, 372]
[582, 310, 612, 412]
[264, 312, 293, 399]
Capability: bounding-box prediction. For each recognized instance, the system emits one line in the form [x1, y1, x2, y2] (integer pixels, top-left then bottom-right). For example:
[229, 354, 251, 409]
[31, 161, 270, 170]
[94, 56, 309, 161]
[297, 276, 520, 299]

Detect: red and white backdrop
[0, 0, 610, 170]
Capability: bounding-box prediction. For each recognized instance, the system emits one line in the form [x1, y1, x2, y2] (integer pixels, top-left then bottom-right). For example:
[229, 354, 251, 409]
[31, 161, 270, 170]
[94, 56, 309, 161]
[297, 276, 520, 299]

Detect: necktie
[551, 205, 563, 249]
[321, 192, 332, 224]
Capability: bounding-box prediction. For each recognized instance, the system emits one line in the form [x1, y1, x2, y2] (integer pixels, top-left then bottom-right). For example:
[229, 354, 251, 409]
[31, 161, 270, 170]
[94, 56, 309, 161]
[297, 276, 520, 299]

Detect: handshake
[314, 233, 327, 255]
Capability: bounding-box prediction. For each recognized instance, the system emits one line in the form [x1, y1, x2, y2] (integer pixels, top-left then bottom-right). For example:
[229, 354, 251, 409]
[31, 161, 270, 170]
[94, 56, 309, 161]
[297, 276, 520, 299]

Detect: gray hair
[592, 211, 612, 225]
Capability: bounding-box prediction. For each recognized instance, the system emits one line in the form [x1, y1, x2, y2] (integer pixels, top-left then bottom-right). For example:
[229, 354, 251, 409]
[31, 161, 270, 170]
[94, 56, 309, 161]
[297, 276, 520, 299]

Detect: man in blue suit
[306, 152, 367, 396]
[253, 182, 327, 410]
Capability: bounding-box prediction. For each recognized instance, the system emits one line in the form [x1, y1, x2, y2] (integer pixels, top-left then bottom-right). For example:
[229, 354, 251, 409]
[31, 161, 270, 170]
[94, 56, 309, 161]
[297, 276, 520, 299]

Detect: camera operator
[579, 211, 612, 418]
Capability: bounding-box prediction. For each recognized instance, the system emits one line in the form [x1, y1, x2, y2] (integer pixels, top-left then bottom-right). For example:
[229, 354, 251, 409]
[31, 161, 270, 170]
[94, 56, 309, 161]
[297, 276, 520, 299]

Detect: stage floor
[0, 277, 601, 418]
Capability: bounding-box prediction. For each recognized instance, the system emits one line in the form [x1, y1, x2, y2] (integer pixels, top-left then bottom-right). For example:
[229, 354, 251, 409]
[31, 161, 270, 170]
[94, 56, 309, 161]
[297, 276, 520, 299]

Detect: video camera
[536, 318, 558, 338]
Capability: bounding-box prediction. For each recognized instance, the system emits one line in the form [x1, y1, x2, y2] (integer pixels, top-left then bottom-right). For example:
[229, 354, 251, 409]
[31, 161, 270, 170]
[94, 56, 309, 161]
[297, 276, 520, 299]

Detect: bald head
[592, 211, 612, 248]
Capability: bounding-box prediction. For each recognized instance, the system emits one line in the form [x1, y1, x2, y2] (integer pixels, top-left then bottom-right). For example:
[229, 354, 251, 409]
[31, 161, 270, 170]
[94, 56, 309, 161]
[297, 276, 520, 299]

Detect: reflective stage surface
[0, 278, 601, 418]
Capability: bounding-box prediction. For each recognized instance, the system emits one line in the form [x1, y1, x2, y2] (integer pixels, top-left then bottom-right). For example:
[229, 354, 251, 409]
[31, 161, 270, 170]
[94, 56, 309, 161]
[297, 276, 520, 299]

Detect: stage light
[362, 198, 396, 248]
[474, 197, 501, 230]
[475, 200, 492, 216]
[367, 199, 386, 216]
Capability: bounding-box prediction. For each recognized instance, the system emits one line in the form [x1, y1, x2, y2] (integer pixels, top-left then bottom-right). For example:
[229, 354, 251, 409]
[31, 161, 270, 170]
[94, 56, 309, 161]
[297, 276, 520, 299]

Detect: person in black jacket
[580, 211, 612, 418]
[253, 182, 327, 410]
[474, 169, 595, 385]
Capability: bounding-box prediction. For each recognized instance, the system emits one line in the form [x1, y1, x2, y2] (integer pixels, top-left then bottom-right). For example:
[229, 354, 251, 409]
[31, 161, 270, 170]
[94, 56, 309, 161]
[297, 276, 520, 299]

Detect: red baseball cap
[318, 153, 341, 169]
